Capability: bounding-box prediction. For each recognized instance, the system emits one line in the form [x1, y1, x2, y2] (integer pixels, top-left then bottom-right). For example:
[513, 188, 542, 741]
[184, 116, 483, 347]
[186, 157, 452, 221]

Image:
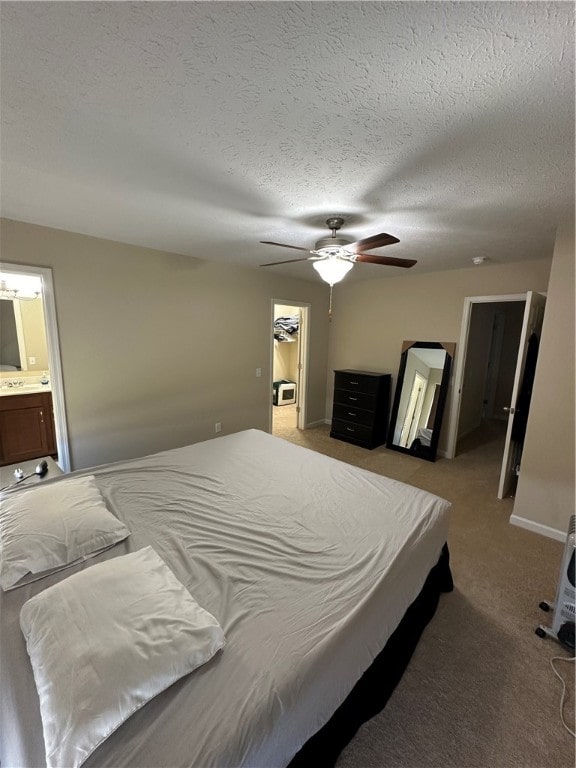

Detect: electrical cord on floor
[550, 655, 575, 738]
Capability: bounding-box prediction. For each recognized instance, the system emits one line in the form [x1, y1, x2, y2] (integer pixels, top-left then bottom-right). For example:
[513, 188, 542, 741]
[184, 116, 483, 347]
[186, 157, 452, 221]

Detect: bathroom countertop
[0, 385, 52, 396]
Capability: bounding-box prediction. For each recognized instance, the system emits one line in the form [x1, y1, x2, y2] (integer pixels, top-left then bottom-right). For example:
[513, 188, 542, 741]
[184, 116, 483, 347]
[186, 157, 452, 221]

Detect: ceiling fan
[260, 217, 416, 286]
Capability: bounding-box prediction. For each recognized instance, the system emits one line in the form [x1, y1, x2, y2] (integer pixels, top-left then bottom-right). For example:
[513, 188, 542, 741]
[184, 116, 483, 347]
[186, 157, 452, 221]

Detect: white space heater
[536, 515, 575, 651]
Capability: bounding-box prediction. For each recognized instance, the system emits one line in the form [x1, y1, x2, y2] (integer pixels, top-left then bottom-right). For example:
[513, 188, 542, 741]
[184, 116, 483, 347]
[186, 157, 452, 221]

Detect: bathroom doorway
[0, 263, 70, 471]
[270, 301, 309, 436]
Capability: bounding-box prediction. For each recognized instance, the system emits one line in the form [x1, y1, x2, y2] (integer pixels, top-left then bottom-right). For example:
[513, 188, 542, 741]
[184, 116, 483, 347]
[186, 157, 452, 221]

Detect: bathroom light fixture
[0, 273, 42, 300]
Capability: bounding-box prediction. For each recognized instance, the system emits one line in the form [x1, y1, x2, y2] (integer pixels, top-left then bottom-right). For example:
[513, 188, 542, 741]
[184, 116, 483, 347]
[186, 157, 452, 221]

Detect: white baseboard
[509, 514, 565, 542]
[305, 418, 330, 429]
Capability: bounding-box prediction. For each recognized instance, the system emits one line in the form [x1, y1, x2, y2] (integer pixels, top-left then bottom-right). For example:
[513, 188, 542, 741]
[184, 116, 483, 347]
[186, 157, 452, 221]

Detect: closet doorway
[447, 291, 546, 499]
[270, 301, 309, 436]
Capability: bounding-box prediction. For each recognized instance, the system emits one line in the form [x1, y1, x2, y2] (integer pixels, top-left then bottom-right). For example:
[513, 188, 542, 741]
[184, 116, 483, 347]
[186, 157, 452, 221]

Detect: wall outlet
[29, 356, 36, 365]
[256, 367, 262, 378]
[215, 422, 222, 433]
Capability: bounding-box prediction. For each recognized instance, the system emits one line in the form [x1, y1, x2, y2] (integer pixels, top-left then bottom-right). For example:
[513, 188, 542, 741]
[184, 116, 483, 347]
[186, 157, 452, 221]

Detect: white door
[400, 372, 427, 447]
[497, 291, 546, 499]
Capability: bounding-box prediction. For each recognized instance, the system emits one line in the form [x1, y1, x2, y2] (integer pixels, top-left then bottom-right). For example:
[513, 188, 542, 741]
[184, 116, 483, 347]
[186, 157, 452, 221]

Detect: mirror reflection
[387, 341, 455, 462]
[0, 272, 48, 374]
[0, 297, 49, 373]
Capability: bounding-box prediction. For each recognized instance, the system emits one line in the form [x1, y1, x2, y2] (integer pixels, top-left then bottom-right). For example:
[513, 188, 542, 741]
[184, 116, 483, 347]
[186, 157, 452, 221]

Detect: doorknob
[503, 406, 515, 414]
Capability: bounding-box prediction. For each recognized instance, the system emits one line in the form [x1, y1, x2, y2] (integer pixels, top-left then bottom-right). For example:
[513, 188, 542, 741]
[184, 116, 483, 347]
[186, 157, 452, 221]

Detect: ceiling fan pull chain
[329, 285, 333, 322]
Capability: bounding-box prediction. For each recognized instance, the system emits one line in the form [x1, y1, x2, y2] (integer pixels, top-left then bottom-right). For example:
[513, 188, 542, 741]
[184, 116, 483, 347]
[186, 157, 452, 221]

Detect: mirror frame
[386, 341, 456, 462]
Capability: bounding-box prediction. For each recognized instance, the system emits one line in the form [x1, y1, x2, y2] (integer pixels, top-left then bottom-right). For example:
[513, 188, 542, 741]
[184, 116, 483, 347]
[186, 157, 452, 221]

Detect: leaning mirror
[387, 341, 455, 462]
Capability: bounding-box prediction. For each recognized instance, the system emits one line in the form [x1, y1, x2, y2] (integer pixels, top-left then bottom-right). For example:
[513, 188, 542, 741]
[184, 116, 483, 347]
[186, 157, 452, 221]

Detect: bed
[0, 429, 452, 768]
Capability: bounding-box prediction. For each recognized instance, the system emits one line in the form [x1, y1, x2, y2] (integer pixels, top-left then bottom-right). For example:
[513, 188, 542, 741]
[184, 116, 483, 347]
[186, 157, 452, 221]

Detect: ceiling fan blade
[260, 256, 312, 267]
[355, 253, 417, 268]
[346, 233, 400, 252]
[260, 241, 312, 253]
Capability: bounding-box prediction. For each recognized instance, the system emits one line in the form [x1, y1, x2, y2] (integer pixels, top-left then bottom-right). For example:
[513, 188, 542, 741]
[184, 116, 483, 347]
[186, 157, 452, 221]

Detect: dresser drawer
[330, 419, 373, 444]
[333, 389, 376, 411]
[334, 371, 381, 395]
[332, 403, 374, 427]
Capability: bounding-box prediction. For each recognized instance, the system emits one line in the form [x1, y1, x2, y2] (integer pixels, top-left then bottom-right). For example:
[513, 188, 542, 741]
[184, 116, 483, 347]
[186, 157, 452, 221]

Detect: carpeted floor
[272, 403, 299, 432]
[274, 417, 575, 768]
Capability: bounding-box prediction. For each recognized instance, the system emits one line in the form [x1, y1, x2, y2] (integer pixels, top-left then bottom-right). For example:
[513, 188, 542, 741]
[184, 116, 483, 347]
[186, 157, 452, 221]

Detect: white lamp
[312, 256, 354, 286]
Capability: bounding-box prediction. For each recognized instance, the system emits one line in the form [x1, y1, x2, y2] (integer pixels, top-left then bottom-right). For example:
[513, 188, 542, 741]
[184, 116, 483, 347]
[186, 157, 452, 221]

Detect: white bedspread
[0, 429, 450, 768]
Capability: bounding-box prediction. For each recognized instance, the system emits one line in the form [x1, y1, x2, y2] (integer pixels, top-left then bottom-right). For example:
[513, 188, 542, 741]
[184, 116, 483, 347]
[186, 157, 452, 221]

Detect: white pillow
[20, 546, 225, 768]
[0, 475, 130, 590]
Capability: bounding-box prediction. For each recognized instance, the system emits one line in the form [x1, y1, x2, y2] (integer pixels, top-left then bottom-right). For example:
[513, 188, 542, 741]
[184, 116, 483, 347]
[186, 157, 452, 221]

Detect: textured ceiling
[1, 1, 574, 283]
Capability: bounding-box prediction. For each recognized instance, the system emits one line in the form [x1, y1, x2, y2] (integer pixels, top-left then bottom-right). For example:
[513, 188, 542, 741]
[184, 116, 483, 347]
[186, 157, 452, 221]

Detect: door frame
[269, 300, 310, 432]
[1, 262, 71, 471]
[446, 293, 527, 459]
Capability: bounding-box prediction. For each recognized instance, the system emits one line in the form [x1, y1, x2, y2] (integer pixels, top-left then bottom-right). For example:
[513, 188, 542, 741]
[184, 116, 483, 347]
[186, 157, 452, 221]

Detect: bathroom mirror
[387, 341, 455, 462]
[0, 297, 49, 372]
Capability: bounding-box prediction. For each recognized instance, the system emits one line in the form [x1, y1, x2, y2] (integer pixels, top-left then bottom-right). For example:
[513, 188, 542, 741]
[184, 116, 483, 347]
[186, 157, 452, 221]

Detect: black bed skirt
[288, 544, 454, 768]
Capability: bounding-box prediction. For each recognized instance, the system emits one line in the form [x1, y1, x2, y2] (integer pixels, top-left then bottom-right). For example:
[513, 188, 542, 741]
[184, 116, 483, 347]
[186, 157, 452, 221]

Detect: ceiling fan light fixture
[313, 256, 354, 286]
[314, 235, 352, 251]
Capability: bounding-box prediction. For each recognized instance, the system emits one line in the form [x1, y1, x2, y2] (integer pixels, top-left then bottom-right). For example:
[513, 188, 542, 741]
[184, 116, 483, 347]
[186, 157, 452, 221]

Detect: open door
[497, 291, 546, 499]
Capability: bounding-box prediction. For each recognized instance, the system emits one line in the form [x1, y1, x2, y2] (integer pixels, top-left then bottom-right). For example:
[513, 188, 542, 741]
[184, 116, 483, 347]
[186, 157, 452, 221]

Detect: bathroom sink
[0, 383, 51, 396]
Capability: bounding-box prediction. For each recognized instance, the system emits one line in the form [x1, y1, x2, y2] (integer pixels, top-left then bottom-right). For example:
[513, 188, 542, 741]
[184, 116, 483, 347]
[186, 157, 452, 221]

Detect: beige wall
[328, 258, 552, 454]
[0, 219, 330, 469]
[19, 297, 49, 370]
[3, 215, 570, 539]
[512, 219, 575, 536]
[273, 342, 299, 382]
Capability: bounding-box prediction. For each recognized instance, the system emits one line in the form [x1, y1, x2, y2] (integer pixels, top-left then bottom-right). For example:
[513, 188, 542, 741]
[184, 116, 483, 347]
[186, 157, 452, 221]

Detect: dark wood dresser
[330, 369, 391, 449]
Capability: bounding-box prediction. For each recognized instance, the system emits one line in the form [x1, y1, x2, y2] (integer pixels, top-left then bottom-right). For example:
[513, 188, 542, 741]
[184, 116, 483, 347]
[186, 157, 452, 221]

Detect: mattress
[0, 429, 450, 768]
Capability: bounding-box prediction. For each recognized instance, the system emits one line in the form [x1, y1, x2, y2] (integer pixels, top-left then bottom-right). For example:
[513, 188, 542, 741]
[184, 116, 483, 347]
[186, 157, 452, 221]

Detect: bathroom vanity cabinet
[0, 391, 56, 466]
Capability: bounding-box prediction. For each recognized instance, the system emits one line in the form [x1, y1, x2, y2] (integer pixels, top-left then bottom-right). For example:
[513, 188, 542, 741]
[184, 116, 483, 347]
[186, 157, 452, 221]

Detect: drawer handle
[348, 396, 358, 402]
[349, 380, 359, 385]
[346, 427, 355, 432]
[347, 411, 357, 417]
